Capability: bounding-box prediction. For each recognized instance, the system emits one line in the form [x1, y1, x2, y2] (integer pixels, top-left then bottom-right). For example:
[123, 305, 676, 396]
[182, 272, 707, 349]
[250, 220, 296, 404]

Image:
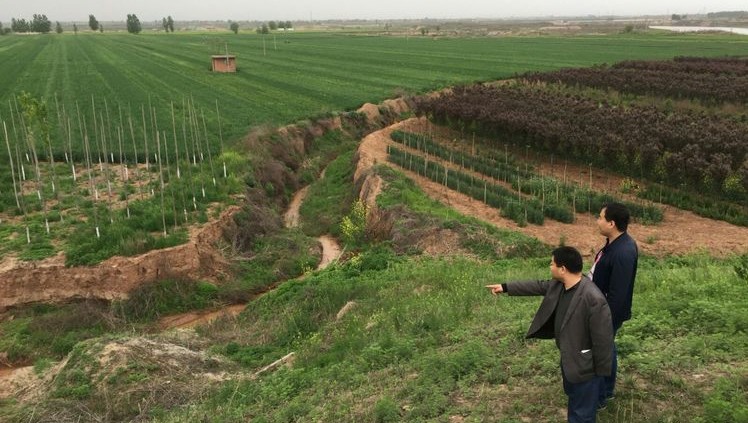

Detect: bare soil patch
[357, 117, 748, 257]
[284, 185, 310, 228]
[157, 304, 248, 330]
[318, 234, 342, 269]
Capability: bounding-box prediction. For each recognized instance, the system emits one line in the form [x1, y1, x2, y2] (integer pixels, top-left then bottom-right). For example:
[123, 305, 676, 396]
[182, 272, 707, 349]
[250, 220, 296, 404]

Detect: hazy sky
[3, 0, 746, 22]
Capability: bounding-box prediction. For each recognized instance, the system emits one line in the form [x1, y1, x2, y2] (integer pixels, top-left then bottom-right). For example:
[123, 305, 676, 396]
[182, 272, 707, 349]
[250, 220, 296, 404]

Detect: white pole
[3, 122, 20, 209]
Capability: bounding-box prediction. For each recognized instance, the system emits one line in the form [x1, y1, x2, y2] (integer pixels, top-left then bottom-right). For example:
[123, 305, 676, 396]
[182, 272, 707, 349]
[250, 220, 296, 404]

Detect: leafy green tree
[167, 16, 174, 32]
[126, 14, 142, 34]
[55, 21, 63, 34]
[268, 20, 277, 30]
[257, 23, 269, 34]
[73, 23, 78, 34]
[278, 21, 285, 30]
[31, 14, 52, 33]
[12, 18, 30, 33]
[99, 24, 104, 33]
[230, 21, 239, 34]
[162, 17, 168, 31]
[88, 14, 99, 31]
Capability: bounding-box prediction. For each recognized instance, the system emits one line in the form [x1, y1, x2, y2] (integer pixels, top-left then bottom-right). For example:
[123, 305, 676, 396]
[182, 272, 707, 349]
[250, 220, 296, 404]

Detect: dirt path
[284, 186, 311, 228]
[158, 177, 343, 331]
[357, 117, 748, 258]
[318, 235, 342, 269]
[156, 304, 248, 330]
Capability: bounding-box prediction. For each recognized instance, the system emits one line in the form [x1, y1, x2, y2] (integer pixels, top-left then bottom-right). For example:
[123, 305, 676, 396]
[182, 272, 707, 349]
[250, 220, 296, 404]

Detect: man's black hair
[552, 246, 583, 274]
[603, 202, 630, 232]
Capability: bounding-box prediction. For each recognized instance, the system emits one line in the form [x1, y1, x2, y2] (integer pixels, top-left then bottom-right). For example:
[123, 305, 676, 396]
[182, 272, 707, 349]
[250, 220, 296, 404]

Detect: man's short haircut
[603, 202, 630, 232]
[552, 246, 583, 274]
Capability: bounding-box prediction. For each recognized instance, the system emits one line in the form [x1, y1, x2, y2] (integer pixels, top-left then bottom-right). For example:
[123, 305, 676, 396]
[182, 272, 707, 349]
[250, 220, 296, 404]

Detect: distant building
[211, 55, 236, 73]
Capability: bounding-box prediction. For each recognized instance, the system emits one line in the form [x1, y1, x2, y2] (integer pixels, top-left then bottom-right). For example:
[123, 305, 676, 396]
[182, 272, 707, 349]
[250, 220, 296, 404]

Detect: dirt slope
[0, 206, 238, 311]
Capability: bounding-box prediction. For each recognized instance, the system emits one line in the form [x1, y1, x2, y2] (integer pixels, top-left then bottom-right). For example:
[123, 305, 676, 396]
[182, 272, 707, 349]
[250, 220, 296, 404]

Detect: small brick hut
[211, 55, 236, 73]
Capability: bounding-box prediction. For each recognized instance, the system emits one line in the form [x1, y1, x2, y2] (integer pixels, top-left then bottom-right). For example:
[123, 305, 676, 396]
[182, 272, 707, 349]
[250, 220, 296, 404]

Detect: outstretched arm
[486, 280, 553, 296]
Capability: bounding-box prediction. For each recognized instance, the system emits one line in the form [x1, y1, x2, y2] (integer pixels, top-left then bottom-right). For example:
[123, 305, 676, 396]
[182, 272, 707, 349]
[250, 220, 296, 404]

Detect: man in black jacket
[589, 202, 638, 409]
[487, 247, 613, 423]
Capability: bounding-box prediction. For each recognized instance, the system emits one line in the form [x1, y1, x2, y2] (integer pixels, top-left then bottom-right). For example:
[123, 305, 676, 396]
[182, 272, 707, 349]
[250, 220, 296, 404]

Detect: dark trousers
[600, 328, 619, 404]
[562, 365, 603, 423]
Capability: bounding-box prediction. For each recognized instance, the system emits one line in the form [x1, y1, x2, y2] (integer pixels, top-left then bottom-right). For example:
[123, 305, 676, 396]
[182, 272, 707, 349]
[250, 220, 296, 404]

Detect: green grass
[2, 159, 747, 422]
[143, 252, 748, 422]
[374, 164, 547, 259]
[1, 32, 747, 152]
[299, 146, 358, 238]
[0, 301, 113, 362]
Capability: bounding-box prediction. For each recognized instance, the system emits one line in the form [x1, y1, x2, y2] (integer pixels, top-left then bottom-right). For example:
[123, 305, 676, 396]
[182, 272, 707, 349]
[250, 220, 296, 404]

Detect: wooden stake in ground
[141, 104, 153, 196]
[117, 105, 126, 179]
[81, 114, 100, 237]
[181, 101, 197, 213]
[215, 99, 226, 178]
[54, 95, 69, 164]
[171, 102, 181, 179]
[66, 115, 76, 182]
[99, 112, 114, 223]
[43, 112, 61, 222]
[118, 126, 130, 218]
[162, 130, 178, 230]
[2, 121, 20, 209]
[200, 110, 217, 186]
[128, 114, 143, 202]
[156, 131, 167, 236]
[188, 97, 206, 198]
[104, 99, 115, 164]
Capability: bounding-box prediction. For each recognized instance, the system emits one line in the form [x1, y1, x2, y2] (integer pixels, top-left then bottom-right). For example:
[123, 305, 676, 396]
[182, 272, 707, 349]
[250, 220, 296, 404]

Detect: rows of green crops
[387, 131, 663, 227]
[1, 31, 747, 151]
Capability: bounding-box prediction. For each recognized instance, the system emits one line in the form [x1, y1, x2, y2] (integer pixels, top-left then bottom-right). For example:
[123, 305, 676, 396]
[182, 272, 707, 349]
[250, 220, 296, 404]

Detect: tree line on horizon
[1, 15, 294, 35]
[1, 13, 142, 34]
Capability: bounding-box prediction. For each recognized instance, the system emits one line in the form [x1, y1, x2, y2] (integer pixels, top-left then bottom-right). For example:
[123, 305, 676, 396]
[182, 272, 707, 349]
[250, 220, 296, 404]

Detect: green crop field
[1, 31, 747, 147]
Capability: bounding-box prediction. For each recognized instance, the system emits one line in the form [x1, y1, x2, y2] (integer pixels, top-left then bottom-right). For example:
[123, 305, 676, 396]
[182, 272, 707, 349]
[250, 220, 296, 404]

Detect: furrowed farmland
[2, 31, 748, 143]
[1, 28, 748, 423]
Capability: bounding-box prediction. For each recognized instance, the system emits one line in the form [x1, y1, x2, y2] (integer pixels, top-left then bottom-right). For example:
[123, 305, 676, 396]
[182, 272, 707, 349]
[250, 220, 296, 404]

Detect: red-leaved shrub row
[414, 84, 748, 202]
[521, 56, 748, 104]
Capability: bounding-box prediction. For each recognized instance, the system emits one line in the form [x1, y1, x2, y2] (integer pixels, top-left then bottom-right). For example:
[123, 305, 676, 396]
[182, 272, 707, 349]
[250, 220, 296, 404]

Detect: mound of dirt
[357, 103, 381, 122]
[11, 334, 238, 421]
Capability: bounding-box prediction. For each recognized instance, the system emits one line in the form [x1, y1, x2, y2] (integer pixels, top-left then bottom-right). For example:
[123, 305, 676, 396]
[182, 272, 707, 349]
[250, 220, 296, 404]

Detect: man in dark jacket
[589, 202, 638, 408]
[487, 246, 613, 423]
